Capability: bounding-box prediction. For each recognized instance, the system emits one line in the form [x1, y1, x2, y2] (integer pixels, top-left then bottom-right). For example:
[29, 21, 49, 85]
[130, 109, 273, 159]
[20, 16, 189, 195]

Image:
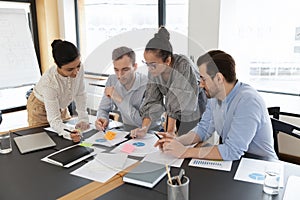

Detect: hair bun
[155, 27, 170, 41]
[51, 39, 63, 49]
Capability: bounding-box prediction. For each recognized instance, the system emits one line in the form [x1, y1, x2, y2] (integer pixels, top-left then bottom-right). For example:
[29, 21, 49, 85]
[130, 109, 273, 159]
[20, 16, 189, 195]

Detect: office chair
[0, 110, 2, 125]
[268, 106, 280, 120]
[271, 117, 300, 165]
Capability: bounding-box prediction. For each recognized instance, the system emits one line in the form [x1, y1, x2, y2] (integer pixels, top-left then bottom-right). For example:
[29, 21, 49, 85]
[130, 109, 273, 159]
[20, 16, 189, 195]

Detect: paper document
[44, 122, 94, 134]
[84, 130, 129, 147]
[71, 157, 138, 183]
[234, 158, 284, 186]
[189, 159, 232, 171]
[111, 133, 159, 157]
[283, 176, 300, 200]
[142, 151, 184, 168]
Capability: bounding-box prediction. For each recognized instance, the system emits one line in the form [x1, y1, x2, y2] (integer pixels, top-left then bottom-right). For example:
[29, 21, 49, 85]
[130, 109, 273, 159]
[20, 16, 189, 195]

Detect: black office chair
[268, 106, 280, 120]
[271, 117, 300, 165]
[0, 110, 2, 125]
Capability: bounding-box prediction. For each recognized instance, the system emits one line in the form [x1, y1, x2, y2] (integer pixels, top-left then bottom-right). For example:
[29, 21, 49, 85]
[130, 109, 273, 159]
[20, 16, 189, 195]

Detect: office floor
[0, 110, 28, 132]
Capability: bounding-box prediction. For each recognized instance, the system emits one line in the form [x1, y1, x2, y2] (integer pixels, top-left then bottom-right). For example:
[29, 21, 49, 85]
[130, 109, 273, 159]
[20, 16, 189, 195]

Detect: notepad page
[189, 159, 232, 171]
[283, 176, 300, 200]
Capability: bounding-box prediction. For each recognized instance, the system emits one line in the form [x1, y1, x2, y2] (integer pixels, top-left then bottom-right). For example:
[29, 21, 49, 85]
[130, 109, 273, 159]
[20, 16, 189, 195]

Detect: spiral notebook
[189, 159, 232, 171]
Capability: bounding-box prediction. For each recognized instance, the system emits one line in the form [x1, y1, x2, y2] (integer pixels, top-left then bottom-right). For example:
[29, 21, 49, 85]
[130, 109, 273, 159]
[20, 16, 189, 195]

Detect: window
[219, 0, 300, 113]
[77, 0, 188, 75]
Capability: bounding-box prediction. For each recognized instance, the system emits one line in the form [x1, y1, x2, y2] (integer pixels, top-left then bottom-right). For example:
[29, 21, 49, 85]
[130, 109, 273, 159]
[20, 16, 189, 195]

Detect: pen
[64, 128, 83, 140]
[154, 132, 161, 139]
[63, 128, 73, 133]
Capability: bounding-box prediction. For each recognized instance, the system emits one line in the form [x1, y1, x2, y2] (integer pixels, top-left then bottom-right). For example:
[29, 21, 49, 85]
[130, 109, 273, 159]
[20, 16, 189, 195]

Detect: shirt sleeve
[96, 76, 115, 121]
[217, 95, 263, 160]
[194, 99, 215, 141]
[74, 66, 89, 123]
[140, 81, 165, 121]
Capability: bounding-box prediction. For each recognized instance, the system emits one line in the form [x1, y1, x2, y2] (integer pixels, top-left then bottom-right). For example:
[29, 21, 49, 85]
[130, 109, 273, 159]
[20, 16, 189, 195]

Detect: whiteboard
[0, 8, 40, 89]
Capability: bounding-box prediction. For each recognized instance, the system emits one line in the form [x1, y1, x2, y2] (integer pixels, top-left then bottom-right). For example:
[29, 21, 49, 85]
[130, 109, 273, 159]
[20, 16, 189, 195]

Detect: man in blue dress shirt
[156, 50, 278, 161]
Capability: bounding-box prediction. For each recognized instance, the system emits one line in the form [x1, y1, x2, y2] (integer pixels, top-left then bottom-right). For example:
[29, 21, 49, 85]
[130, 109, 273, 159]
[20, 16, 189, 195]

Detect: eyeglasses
[142, 60, 157, 70]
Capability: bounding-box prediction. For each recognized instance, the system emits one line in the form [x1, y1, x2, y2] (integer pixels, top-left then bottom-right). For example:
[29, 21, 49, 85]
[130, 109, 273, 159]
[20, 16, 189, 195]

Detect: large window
[77, 0, 188, 74]
[219, 0, 300, 113]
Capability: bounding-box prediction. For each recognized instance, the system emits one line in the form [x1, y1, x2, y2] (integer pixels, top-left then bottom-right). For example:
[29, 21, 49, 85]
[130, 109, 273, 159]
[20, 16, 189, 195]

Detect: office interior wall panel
[36, 0, 60, 73]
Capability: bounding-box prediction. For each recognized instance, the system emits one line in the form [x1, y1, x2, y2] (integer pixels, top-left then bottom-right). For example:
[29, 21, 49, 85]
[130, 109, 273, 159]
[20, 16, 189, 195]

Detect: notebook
[44, 145, 95, 167]
[123, 161, 167, 188]
[14, 132, 56, 154]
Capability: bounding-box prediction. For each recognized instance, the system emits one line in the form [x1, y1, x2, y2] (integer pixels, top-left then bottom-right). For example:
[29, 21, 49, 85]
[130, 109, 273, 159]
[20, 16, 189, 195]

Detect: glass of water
[263, 165, 280, 195]
[0, 132, 12, 154]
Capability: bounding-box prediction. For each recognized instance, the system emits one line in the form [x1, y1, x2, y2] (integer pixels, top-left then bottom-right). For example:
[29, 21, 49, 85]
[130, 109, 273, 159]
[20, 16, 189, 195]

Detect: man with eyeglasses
[95, 46, 161, 132]
[155, 50, 278, 161]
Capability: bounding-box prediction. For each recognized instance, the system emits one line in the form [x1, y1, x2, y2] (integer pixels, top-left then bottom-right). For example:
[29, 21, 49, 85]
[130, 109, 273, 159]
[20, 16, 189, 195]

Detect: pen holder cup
[167, 175, 189, 200]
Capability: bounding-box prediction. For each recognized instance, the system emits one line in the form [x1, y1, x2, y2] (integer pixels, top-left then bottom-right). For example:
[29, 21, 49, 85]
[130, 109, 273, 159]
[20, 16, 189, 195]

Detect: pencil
[166, 164, 172, 185]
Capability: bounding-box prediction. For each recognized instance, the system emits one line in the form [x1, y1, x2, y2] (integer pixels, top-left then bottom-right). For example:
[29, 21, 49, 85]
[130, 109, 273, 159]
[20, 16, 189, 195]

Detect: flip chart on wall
[0, 8, 40, 89]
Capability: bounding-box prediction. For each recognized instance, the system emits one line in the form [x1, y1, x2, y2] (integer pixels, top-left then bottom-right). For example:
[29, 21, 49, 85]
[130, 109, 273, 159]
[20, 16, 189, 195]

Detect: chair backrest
[268, 107, 280, 119]
[271, 117, 300, 164]
[0, 110, 2, 125]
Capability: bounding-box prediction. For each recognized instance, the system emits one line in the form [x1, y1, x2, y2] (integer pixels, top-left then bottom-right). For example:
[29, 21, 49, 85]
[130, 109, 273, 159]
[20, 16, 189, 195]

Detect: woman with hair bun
[27, 39, 89, 142]
[131, 27, 207, 138]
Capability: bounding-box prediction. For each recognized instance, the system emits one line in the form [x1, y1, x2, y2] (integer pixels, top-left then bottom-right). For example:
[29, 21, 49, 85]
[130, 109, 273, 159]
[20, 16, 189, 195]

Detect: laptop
[14, 132, 56, 154]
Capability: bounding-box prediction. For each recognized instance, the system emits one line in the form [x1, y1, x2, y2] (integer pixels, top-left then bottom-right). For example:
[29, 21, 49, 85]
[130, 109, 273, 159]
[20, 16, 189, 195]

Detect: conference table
[98, 155, 300, 200]
[1, 125, 300, 200]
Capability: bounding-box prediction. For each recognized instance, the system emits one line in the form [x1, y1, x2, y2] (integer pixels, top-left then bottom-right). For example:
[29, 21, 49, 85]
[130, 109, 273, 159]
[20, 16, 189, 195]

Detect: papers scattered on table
[84, 130, 129, 147]
[189, 159, 232, 171]
[111, 133, 159, 157]
[283, 176, 300, 200]
[142, 151, 184, 168]
[107, 120, 123, 130]
[234, 158, 284, 186]
[71, 153, 138, 183]
[44, 123, 94, 134]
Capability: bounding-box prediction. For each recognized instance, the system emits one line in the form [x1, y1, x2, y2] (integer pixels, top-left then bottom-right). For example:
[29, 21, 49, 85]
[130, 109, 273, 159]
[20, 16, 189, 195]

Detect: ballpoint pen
[64, 128, 83, 141]
[154, 132, 161, 140]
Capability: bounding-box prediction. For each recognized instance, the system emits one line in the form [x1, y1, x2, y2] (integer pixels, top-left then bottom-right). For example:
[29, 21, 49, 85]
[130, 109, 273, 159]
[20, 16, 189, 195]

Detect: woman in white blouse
[27, 39, 89, 142]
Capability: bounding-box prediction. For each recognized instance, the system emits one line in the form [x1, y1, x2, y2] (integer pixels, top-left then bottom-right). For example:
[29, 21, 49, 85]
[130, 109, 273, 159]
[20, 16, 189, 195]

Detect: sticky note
[104, 131, 116, 140]
[121, 143, 135, 154]
[80, 142, 93, 147]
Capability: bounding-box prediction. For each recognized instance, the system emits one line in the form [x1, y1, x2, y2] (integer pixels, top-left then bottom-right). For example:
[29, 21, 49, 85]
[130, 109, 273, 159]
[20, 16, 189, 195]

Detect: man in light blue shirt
[155, 50, 278, 161]
[95, 46, 161, 131]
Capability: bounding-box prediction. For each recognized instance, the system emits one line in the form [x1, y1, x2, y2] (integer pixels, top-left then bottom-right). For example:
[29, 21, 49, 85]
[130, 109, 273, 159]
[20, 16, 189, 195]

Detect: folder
[123, 161, 167, 188]
[43, 144, 95, 168]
